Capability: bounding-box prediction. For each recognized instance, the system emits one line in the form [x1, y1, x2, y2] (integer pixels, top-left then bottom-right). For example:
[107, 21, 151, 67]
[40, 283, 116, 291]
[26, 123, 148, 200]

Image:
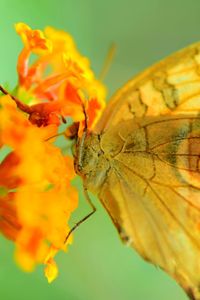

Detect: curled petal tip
[44, 258, 58, 283]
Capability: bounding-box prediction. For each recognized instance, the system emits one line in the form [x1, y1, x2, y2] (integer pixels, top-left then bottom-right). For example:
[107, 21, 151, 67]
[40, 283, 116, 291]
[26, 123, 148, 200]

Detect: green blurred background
[0, 0, 200, 299]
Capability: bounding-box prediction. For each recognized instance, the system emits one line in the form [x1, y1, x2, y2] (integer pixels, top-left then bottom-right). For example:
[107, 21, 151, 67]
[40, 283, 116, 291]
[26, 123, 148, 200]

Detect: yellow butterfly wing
[95, 42, 200, 133]
[95, 43, 200, 299]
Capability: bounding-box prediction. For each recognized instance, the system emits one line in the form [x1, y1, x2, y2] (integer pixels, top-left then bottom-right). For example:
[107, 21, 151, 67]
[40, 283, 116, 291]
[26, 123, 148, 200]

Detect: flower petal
[15, 23, 52, 53]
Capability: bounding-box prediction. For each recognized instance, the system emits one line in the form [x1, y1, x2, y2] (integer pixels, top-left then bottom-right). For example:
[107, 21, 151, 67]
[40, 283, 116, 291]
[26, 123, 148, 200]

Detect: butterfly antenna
[99, 43, 116, 81]
[64, 186, 96, 244]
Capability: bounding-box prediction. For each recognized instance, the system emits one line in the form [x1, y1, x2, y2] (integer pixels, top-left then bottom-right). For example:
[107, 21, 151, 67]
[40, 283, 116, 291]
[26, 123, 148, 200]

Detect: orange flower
[0, 95, 78, 279]
[15, 23, 52, 87]
[0, 22, 106, 282]
[15, 23, 52, 53]
[15, 22, 106, 131]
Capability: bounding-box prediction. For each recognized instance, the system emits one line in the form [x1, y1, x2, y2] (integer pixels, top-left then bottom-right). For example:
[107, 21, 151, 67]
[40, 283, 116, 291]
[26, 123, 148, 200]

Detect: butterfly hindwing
[98, 115, 200, 299]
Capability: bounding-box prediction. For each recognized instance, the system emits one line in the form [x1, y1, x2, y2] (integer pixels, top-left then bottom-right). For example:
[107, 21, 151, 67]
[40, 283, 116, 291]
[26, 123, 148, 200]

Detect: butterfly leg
[64, 185, 96, 244]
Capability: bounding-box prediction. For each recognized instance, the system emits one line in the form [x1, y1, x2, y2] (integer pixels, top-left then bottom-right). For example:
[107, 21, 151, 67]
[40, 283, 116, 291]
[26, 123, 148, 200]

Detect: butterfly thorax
[74, 131, 110, 193]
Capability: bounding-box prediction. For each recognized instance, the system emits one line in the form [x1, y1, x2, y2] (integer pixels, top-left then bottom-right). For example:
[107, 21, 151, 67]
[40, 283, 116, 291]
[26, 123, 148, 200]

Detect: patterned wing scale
[94, 43, 200, 299]
[95, 42, 200, 133]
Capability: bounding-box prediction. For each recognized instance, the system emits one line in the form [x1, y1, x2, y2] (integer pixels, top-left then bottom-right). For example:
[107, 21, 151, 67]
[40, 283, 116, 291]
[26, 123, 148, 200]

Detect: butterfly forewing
[95, 42, 200, 133]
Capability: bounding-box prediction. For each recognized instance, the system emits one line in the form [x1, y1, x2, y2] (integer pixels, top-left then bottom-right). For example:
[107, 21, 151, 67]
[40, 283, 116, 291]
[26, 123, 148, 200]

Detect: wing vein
[115, 161, 200, 249]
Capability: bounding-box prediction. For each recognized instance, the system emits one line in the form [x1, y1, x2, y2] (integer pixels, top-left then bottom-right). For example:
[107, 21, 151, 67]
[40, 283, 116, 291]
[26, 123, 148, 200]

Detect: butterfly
[74, 42, 200, 300]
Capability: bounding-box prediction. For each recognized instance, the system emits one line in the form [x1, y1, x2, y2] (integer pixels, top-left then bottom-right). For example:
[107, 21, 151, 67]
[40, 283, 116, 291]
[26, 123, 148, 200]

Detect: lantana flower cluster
[0, 23, 106, 282]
